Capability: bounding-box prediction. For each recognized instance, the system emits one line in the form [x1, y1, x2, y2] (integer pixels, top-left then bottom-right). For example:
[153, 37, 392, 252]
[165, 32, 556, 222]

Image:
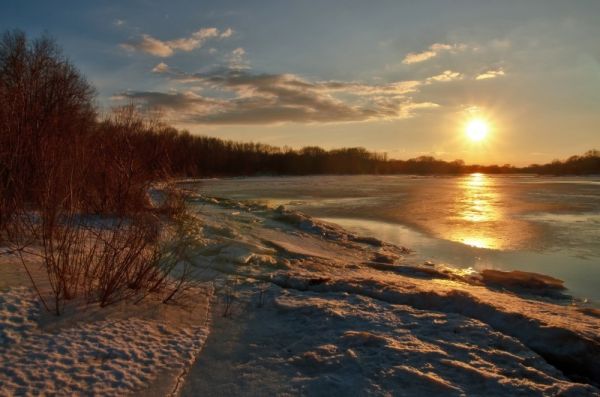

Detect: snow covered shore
[180, 194, 600, 396]
[0, 262, 212, 396]
[1, 192, 599, 395]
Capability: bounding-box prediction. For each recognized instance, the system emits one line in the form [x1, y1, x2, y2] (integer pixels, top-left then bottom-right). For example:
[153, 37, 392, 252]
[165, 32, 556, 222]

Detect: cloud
[476, 68, 506, 80]
[318, 80, 421, 95]
[220, 28, 234, 38]
[112, 90, 221, 110]
[425, 70, 463, 84]
[490, 39, 511, 49]
[115, 70, 438, 125]
[113, 19, 125, 27]
[121, 35, 173, 57]
[112, 91, 227, 123]
[120, 27, 233, 57]
[402, 43, 467, 64]
[397, 102, 440, 118]
[152, 62, 170, 73]
[228, 47, 249, 70]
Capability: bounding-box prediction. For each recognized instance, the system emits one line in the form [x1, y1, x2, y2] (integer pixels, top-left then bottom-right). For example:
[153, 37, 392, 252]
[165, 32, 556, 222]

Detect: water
[194, 174, 600, 303]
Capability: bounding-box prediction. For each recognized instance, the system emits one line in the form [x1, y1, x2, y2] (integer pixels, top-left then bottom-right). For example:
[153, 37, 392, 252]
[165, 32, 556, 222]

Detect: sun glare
[466, 119, 489, 142]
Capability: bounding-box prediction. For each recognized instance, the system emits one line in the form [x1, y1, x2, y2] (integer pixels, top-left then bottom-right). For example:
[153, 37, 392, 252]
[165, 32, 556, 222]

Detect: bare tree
[0, 30, 96, 228]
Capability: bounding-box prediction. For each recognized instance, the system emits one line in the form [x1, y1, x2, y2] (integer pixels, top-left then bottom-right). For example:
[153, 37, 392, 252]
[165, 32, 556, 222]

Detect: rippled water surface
[194, 175, 600, 302]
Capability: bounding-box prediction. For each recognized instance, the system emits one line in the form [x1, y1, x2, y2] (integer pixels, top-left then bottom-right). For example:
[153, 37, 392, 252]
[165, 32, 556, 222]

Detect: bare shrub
[90, 217, 159, 307]
[221, 277, 238, 317]
[147, 210, 202, 304]
[8, 205, 202, 315]
[81, 105, 173, 216]
[256, 283, 270, 308]
[156, 185, 187, 219]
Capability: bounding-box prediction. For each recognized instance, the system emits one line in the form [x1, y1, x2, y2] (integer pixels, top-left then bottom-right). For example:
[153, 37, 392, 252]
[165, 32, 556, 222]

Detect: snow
[0, 278, 211, 396]
[1, 190, 599, 395]
[178, 194, 600, 395]
[182, 285, 597, 396]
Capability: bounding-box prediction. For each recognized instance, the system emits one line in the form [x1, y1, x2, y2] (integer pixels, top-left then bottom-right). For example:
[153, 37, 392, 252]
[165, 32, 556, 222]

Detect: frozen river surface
[195, 174, 600, 303]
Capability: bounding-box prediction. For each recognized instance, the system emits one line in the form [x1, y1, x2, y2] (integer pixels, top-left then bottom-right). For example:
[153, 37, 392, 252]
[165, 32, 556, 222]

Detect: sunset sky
[4, 0, 599, 165]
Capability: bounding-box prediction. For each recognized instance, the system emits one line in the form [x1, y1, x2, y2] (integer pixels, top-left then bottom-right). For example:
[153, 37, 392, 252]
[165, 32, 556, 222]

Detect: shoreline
[1, 190, 599, 395]
[179, 193, 600, 393]
[184, 175, 600, 305]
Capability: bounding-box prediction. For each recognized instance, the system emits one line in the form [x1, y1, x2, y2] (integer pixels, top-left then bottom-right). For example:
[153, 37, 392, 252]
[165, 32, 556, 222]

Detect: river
[194, 174, 600, 303]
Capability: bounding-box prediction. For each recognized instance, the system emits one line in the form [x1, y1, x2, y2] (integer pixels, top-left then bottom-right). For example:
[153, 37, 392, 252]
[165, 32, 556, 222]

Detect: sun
[466, 119, 489, 142]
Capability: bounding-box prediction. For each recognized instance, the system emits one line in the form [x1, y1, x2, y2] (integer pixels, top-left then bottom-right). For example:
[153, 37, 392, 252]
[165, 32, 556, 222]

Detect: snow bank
[269, 273, 600, 385]
[179, 194, 600, 392]
[0, 286, 210, 396]
[182, 284, 597, 396]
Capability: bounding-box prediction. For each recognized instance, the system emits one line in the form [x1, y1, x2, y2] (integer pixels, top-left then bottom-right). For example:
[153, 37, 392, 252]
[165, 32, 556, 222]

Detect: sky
[3, 0, 600, 165]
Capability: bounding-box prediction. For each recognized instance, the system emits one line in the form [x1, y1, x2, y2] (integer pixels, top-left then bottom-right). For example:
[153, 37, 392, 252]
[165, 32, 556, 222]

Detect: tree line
[1, 30, 599, 221]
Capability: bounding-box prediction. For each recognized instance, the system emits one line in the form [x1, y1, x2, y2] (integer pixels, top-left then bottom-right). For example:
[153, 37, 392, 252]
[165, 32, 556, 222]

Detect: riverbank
[192, 174, 600, 303]
[1, 192, 599, 395]
[0, 249, 212, 396]
[178, 194, 600, 395]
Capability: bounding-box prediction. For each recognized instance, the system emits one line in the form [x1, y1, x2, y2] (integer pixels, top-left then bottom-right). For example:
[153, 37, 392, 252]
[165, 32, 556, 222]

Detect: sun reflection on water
[451, 173, 503, 249]
[460, 173, 498, 223]
[460, 236, 497, 249]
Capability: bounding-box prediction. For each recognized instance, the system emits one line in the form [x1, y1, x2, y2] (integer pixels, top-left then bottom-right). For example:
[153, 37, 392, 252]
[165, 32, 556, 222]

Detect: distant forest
[1, 31, 599, 220]
[156, 137, 600, 176]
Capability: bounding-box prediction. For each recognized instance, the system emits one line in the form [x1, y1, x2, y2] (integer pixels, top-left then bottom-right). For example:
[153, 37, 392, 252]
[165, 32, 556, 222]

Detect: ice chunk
[480, 270, 565, 290]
